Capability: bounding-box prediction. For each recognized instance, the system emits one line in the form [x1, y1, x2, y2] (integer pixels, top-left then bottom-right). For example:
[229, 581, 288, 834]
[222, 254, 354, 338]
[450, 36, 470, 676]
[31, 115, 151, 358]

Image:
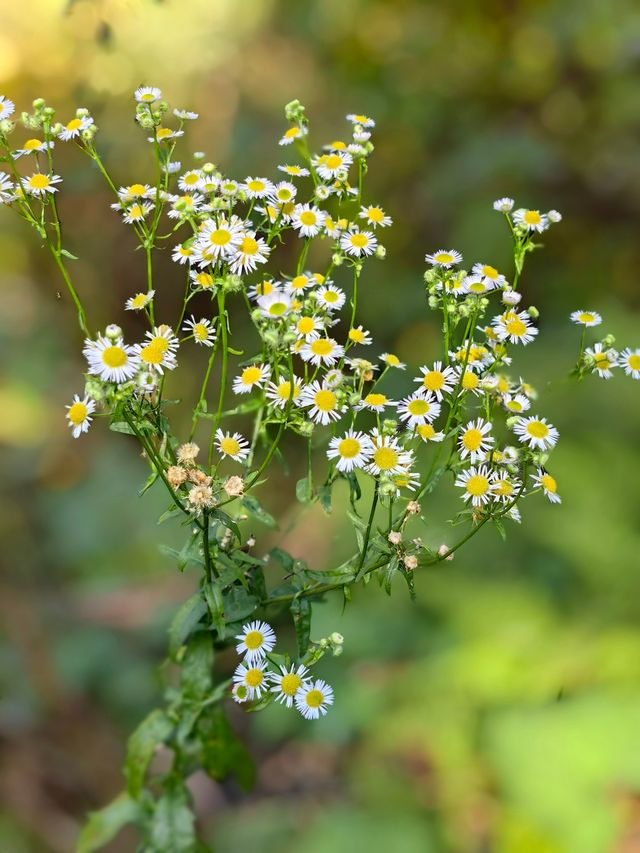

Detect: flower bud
[406, 500, 421, 515]
[602, 334, 616, 348]
[105, 324, 122, 340]
[388, 530, 402, 546]
[403, 555, 418, 571]
[375, 245, 386, 260]
[502, 288, 521, 306]
[547, 209, 562, 223]
[32, 98, 46, 110]
[438, 543, 454, 561]
[527, 306, 539, 319]
[332, 252, 344, 267]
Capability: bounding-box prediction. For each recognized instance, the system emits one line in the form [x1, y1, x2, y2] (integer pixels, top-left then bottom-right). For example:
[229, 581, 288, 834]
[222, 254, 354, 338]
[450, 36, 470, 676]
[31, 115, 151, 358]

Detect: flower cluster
[570, 310, 640, 380]
[233, 621, 335, 720]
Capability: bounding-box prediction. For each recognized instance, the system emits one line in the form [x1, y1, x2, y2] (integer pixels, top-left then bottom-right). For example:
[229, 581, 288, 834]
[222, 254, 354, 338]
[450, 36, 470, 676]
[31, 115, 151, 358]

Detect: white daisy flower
[299, 337, 344, 367]
[117, 183, 153, 202]
[299, 381, 344, 425]
[122, 201, 154, 224]
[414, 361, 456, 399]
[358, 204, 392, 228]
[0, 95, 15, 121]
[270, 664, 311, 707]
[278, 164, 310, 177]
[134, 86, 161, 103]
[125, 291, 155, 312]
[83, 337, 139, 384]
[182, 316, 216, 347]
[425, 249, 463, 267]
[585, 343, 618, 379]
[340, 229, 377, 257]
[265, 378, 302, 409]
[502, 393, 530, 414]
[315, 150, 353, 181]
[397, 392, 441, 426]
[149, 127, 184, 143]
[346, 113, 375, 128]
[620, 347, 640, 379]
[295, 678, 334, 720]
[167, 192, 204, 220]
[243, 176, 274, 198]
[570, 310, 602, 327]
[380, 352, 406, 370]
[229, 233, 271, 274]
[366, 429, 414, 476]
[324, 215, 349, 237]
[493, 197, 514, 212]
[493, 310, 538, 345]
[248, 279, 277, 301]
[458, 418, 494, 462]
[512, 416, 559, 451]
[215, 429, 250, 461]
[316, 285, 346, 311]
[269, 180, 297, 206]
[491, 472, 521, 503]
[58, 115, 93, 141]
[416, 423, 445, 443]
[285, 273, 313, 294]
[189, 270, 216, 291]
[292, 315, 321, 341]
[21, 172, 62, 196]
[233, 661, 269, 699]
[231, 683, 250, 704]
[13, 138, 55, 159]
[178, 170, 204, 192]
[462, 274, 497, 296]
[279, 125, 308, 146]
[531, 468, 561, 504]
[358, 392, 395, 413]
[196, 216, 244, 261]
[173, 108, 198, 120]
[291, 203, 326, 238]
[0, 172, 15, 204]
[472, 263, 507, 288]
[232, 363, 271, 395]
[257, 291, 292, 319]
[455, 367, 483, 396]
[235, 620, 276, 662]
[347, 325, 373, 346]
[327, 430, 374, 472]
[512, 208, 548, 232]
[455, 465, 493, 506]
[65, 394, 95, 438]
[133, 339, 177, 375]
[391, 468, 421, 494]
[146, 325, 180, 355]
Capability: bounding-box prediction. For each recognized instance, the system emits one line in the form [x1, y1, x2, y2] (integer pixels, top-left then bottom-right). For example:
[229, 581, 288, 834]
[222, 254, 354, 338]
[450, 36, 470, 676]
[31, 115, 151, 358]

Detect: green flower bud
[32, 98, 46, 110]
[375, 244, 386, 259]
[527, 305, 539, 319]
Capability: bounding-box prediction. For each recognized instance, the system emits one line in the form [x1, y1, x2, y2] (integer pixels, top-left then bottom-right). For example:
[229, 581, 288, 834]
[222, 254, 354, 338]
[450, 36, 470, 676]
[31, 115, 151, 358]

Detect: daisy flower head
[21, 173, 62, 197]
[117, 183, 152, 202]
[285, 273, 313, 294]
[327, 430, 374, 472]
[83, 336, 138, 384]
[570, 310, 602, 327]
[346, 113, 375, 128]
[233, 661, 269, 700]
[462, 274, 497, 296]
[493, 197, 514, 213]
[300, 337, 344, 367]
[295, 678, 334, 720]
[396, 391, 441, 426]
[294, 314, 323, 340]
[265, 377, 302, 409]
[425, 249, 463, 268]
[585, 343, 618, 379]
[249, 279, 277, 301]
[513, 416, 559, 451]
[178, 169, 204, 192]
[122, 201, 154, 224]
[279, 124, 308, 146]
[0, 95, 15, 121]
[133, 339, 177, 375]
[13, 138, 55, 159]
[183, 316, 216, 347]
[359, 204, 392, 228]
[243, 176, 274, 198]
[491, 472, 521, 503]
[0, 173, 15, 204]
[278, 164, 310, 177]
[493, 310, 538, 345]
[257, 291, 292, 319]
[315, 150, 353, 181]
[189, 269, 216, 291]
[135, 86, 161, 104]
[391, 468, 421, 495]
[358, 392, 394, 412]
[531, 468, 561, 504]
[366, 429, 414, 476]
[458, 418, 494, 462]
[416, 423, 445, 443]
[229, 233, 271, 275]
[414, 361, 456, 399]
[232, 683, 250, 704]
[146, 325, 180, 356]
[348, 325, 373, 346]
[340, 229, 377, 257]
[620, 347, 640, 379]
[291, 203, 326, 238]
[299, 381, 344, 425]
[232, 363, 271, 395]
[65, 394, 96, 438]
[150, 127, 184, 144]
[196, 216, 243, 261]
[235, 620, 276, 662]
[471, 263, 507, 288]
[502, 393, 530, 414]
[271, 664, 311, 707]
[380, 352, 406, 370]
[125, 290, 154, 312]
[58, 115, 93, 141]
[316, 285, 346, 312]
[513, 208, 548, 232]
[455, 465, 493, 506]
[215, 429, 250, 462]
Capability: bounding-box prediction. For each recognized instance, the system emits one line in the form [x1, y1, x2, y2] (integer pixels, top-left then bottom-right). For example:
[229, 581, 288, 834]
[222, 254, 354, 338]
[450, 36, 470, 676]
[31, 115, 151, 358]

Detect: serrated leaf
[124, 709, 173, 798]
[77, 792, 140, 853]
[211, 509, 241, 542]
[168, 591, 207, 659]
[240, 494, 277, 528]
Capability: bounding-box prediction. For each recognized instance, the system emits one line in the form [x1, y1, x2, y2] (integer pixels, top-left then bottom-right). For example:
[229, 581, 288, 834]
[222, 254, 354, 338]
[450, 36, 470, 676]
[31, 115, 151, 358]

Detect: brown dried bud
[167, 465, 187, 488]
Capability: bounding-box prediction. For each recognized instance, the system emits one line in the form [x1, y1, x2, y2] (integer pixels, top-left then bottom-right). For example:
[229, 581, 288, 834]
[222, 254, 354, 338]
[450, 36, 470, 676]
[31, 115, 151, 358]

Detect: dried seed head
[167, 465, 187, 488]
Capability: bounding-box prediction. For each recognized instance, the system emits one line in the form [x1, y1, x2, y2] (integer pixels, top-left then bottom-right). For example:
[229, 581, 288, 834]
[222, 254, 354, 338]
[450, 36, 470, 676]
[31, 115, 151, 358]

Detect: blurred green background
[1, 1, 640, 851]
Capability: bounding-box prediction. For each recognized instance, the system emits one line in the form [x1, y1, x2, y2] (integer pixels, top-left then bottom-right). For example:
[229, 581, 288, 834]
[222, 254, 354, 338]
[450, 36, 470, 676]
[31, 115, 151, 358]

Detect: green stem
[208, 290, 228, 466]
[355, 481, 379, 578]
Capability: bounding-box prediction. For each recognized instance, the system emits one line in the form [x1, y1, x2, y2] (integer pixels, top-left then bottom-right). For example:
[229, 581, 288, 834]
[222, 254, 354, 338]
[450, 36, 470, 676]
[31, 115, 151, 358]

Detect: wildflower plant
[0, 89, 637, 850]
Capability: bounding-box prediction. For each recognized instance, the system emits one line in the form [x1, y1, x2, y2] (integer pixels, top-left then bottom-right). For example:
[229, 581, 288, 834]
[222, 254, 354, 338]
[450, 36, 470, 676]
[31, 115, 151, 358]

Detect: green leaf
[157, 506, 182, 525]
[198, 706, 255, 790]
[202, 581, 225, 637]
[290, 597, 312, 656]
[109, 421, 136, 435]
[169, 591, 207, 659]
[124, 709, 173, 798]
[222, 586, 258, 625]
[211, 508, 241, 542]
[149, 782, 196, 853]
[240, 494, 278, 528]
[317, 483, 333, 514]
[295, 476, 312, 504]
[269, 546, 294, 573]
[347, 471, 362, 504]
[181, 632, 214, 700]
[76, 792, 140, 853]
[382, 555, 399, 596]
[59, 248, 79, 260]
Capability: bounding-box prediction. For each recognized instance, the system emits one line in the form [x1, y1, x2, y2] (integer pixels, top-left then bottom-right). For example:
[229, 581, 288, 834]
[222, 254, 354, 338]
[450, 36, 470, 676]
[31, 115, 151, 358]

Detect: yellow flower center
[310, 339, 333, 356]
[220, 437, 241, 456]
[140, 344, 164, 365]
[364, 393, 386, 406]
[196, 273, 214, 288]
[407, 399, 431, 416]
[240, 236, 259, 256]
[24, 138, 43, 150]
[373, 446, 398, 471]
[241, 366, 262, 385]
[462, 428, 483, 451]
[300, 210, 317, 226]
[494, 479, 513, 496]
[506, 400, 522, 412]
[367, 207, 384, 222]
[594, 354, 610, 370]
[350, 233, 368, 248]
[245, 668, 264, 688]
[349, 328, 365, 342]
[418, 424, 436, 440]
[466, 474, 489, 496]
[130, 294, 148, 309]
[247, 179, 265, 192]
[338, 437, 361, 458]
[290, 275, 308, 290]
[506, 318, 527, 336]
[68, 402, 88, 424]
[277, 188, 292, 201]
[101, 346, 127, 368]
[244, 630, 263, 650]
[323, 290, 339, 303]
[434, 252, 453, 263]
[66, 118, 82, 131]
[148, 336, 169, 353]
[194, 324, 208, 341]
[314, 389, 336, 411]
[209, 229, 232, 246]
[578, 313, 595, 323]
[129, 204, 143, 218]
[526, 421, 549, 439]
[325, 154, 342, 170]
[523, 210, 542, 225]
[128, 183, 146, 195]
[423, 371, 445, 391]
[284, 127, 300, 139]
[29, 174, 50, 190]
[184, 173, 199, 184]
[280, 673, 302, 696]
[256, 281, 273, 296]
[268, 301, 288, 316]
[384, 353, 400, 366]
[482, 265, 498, 278]
[462, 371, 479, 390]
[628, 354, 640, 370]
[156, 127, 173, 140]
[297, 317, 315, 334]
[277, 381, 299, 400]
[305, 689, 324, 708]
[541, 474, 557, 493]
